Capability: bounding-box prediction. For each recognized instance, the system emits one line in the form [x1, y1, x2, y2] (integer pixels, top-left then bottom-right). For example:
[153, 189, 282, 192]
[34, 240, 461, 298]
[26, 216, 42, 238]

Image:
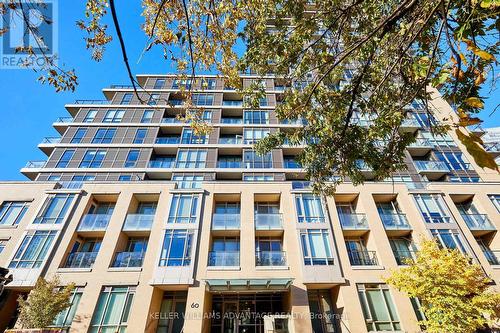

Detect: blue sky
[0, 2, 498, 180]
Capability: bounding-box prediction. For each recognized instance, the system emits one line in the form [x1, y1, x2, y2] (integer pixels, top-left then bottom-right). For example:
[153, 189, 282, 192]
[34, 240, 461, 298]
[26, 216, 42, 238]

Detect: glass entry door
[223, 302, 238, 333]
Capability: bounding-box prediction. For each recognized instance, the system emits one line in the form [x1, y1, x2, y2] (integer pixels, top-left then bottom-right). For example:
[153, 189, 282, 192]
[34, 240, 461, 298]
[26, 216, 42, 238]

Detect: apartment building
[0, 75, 499, 333]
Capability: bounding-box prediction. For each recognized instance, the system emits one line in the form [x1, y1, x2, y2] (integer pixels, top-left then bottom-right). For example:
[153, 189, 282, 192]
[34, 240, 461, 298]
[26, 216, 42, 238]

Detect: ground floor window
[357, 284, 400, 332]
[89, 286, 135, 332]
[52, 287, 84, 328]
[308, 290, 336, 333]
[156, 291, 187, 333]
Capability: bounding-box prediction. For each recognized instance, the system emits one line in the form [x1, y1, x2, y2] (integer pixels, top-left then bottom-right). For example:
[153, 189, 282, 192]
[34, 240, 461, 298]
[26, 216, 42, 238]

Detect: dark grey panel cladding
[212, 109, 222, 123]
[206, 149, 218, 168]
[208, 128, 220, 144]
[272, 149, 283, 168]
[61, 127, 78, 143]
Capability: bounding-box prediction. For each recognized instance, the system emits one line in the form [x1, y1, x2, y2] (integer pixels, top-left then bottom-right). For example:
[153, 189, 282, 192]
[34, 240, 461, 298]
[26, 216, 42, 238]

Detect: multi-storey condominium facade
[0, 74, 499, 333]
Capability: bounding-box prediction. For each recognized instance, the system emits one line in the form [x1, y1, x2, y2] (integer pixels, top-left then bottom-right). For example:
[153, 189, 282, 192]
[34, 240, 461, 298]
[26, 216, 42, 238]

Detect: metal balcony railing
[222, 100, 243, 106]
[148, 160, 174, 168]
[64, 252, 98, 268]
[111, 252, 145, 268]
[484, 142, 500, 153]
[284, 160, 301, 169]
[109, 84, 134, 89]
[77, 214, 112, 231]
[208, 251, 240, 266]
[379, 213, 411, 230]
[255, 251, 287, 266]
[123, 214, 155, 231]
[339, 213, 369, 230]
[255, 213, 283, 230]
[393, 250, 416, 265]
[414, 160, 450, 172]
[348, 250, 378, 266]
[55, 117, 74, 123]
[41, 137, 61, 144]
[212, 214, 240, 230]
[24, 161, 46, 168]
[155, 137, 181, 144]
[461, 214, 495, 231]
[168, 99, 184, 106]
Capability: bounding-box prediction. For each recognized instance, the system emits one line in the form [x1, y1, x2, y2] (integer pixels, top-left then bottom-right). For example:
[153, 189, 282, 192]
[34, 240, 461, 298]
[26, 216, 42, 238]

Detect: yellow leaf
[464, 97, 484, 108]
[475, 50, 495, 61]
[455, 129, 499, 172]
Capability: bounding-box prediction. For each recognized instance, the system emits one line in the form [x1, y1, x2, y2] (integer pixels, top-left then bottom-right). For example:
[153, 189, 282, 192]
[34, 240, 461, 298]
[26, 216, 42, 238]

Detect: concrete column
[182, 285, 208, 332]
[289, 282, 313, 332]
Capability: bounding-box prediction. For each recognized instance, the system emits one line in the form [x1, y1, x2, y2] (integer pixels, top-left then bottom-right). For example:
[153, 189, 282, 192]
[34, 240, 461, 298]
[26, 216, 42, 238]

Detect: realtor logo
[1, 0, 58, 69]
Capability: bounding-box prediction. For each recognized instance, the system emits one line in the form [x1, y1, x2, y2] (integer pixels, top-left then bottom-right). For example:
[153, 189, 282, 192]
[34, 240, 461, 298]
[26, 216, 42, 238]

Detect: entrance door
[223, 302, 238, 333]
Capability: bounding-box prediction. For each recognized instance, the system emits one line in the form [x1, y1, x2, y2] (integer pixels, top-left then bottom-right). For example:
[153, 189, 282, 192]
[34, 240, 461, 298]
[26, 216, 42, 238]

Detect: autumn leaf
[455, 129, 499, 171]
[464, 97, 484, 108]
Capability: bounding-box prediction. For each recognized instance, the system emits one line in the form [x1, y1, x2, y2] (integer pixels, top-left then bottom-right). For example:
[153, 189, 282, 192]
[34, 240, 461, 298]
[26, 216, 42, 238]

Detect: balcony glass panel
[379, 213, 411, 230]
[347, 250, 378, 266]
[393, 250, 416, 265]
[255, 213, 283, 230]
[255, 251, 287, 266]
[414, 161, 450, 171]
[111, 252, 145, 268]
[155, 137, 181, 144]
[483, 251, 500, 265]
[212, 214, 240, 230]
[78, 214, 111, 231]
[461, 214, 495, 231]
[222, 100, 243, 106]
[123, 214, 154, 231]
[339, 213, 368, 229]
[208, 251, 240, 266]
[64, 252, 98, 268]
[149, 159, 174, 168]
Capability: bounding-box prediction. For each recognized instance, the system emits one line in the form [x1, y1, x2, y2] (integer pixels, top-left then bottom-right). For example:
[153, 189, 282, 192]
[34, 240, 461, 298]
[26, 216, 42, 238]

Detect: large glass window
[89, 286, 135, 333]
[159, 230, 193, 266]
[34, 194, 75, 224]
[80, 150, 106, 168]
[358, 284, 401, 332]
[244, 110, 269, 124]
[299, 229, 334, 265]
[209, 237, 240, 266]
[124, 150, 140, 168]
[92, 128, 116, 144]
[153, 78, 166, 89]
[431, 229, 467, 253]
[157, 292, 187, 333]
[141, 110, 154, 123]
[71, 128, 87, 144]
[133, 129, 147, 144]
[413, 194, 451, 223]
[9, 230, 57, 268]
[168, 194, 199, 224]
[243, 128, 270, 144]
[103, 110, 125, 123]
[175, 149, 207, 168]
[52, 287, 84, 328]
[172, 79, 192, 89]
[148, 93, 160, 105]
[83, 110, 97, 123]
[295, 194, 325, 223]
[243, 150, 272, 168]
[192, 93, 214, 106]
[0, 201, 29, 226]
[56, 150, 75, 168]
[181, 128, 208, 144]
[120, 93, 133, 105]
[435, 151, 470, 171]
[489, 194, 500, 212]
[0, 239, 7, 253]
[172, 174, 203, 189]
[201, 78, 216, 89]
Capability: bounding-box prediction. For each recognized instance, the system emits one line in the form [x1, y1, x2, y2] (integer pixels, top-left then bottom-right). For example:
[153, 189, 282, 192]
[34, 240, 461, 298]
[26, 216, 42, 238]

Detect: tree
[2, 0, 499, 193]
[385, 240, 500, 333]
[17, 277, 75, 329]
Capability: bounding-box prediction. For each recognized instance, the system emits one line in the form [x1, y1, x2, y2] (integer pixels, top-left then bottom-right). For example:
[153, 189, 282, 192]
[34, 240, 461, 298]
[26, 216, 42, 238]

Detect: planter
[5, 329, 67, 333]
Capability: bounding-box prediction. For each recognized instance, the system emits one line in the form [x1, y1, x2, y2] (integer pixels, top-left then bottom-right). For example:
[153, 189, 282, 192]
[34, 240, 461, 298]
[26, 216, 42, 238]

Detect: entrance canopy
[205, 278, 293, 292]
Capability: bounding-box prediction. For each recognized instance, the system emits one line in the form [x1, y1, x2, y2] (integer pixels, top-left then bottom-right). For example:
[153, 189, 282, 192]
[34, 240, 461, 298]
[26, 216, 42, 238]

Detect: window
[295, 194, 325, 223]
[103, 110, 125, 123]
[133, 128, 147, 144]
[141, 110, 154, 123]
[83, 110, 97, 123]
[218, 155, 242, 168]
[0, 201, 29, 226]
[176, 149, 207, 168]
[120, 93, 133, 105]
[243, 174, 274, 181]
[243, 150, 272, 168]
[89, 286, 135, 332]
[431, 229, 467, 253]
[427, 133, 457, 147]
[172, 79, 192, 89]
[34, 194, 75, 224]
[56, 150, 75, 168]
[119, 175, 132, 181]
[435, 151, 470, 171]
[192, 93, 214, 106]
[413, 194, 451, 223]
[168, 194, 199, 223]
[92, 128, 116, 144]
[358, 284, 401, 332]
[172, 174, 203, 189]
[243, 128, 269, 144]
[153, 78, 166, 89]
[181, 128, 208, 144]
[389, 238, 415, 265]
[209, 237, 240, 266]
[449, 176, 480, 183]
[148, 93, 160, 105]
[159, 230, 193, 266]
[414, 112, 437, 127]
[202, 78, 216, 89]
[9, 230, 57, 268]
[71, 128, 87, 143]
[53, 287, 84, 328]
[124, 150, 140, 168]
[345, 239, 377, 266]
[244, 110, 269, 124]
[490, 195, 500, 212]
[80, 150, 106, 168]
[157, 292, 187, 333]
[0, 239, 7, 253]
[299, 229, 334, 265]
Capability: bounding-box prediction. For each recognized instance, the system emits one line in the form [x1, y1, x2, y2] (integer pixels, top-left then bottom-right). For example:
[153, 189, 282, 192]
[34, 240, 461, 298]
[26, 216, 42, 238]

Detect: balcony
[483, 251, 500, 265]
[379, 213, 412, 234]
[148, 160, 174, 168]
[77, 214, 112, 232]
[212, 214, 240, 231]
[24, 161, 46, 168]
[347, 250, 378, 266]
[407, 138, 434, 156]
[41, 137, 61, 144]
[222, 100, 243, 107]
[161, 117, 183, 124]
[414, 161, 449, 180]
[284, 160, 301, 169]
[111, 252, 145, 268]
[255, 213, 283, 231]
[220, 117, 243, 124]
[168, 99, 184, 106]
[393, 250, 416, 265]
[484, 142, 500, 158]
[219, 136, 243, 144]
[399, 118, 420, 133]
[255, 251, 287, 267]
[355, 160, 374, 178]
[55, 117, 74, 123]
[123, 214, 154, 232]
[64, 252, 98, 269]
[280, 118, 307, 125]
[461, 214, 495, 235]
[155, 137, 181, 144]
[208, 251, 240, 267]
[339, 213, 369, 235]
[74, 99, 110, 105]
[217, 161, 242, 168]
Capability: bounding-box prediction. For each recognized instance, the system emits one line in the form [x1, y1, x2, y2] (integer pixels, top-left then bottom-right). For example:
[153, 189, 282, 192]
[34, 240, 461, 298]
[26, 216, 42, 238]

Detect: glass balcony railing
[57, 181, 84, 189]
[161, 117, 183, 123]
[379, 213, 411, 230]
[347, 250, 378, 266]
[255, 251, 287, 266]
[222, 100, 243, 106]
[461, 214, 495, 231]
[255, 213, 283, 230]
[212, 214, 240, 230]
[55, 117, 74, 123]
[217, 161, 242, 168]
[284, 160, 301, 169]
[355, 160, 372, 171]
[208, 251, 240, 266]
[74, 99, 110, 105]
[41, 137, 61, 144]
[111, 252, 145, 268]
[155, 137, 181, 144]
[409, 138, 433, 147]
[77, 214, 112, 231]
[401, 118, 420, 128]
[414, 160, 450, 172]
[393, 250, 416, 265]
[483, 251, 500, 265]
[64, 252, 98, 268]
[484, 142, 500, 153]
[24, 161, 46, 168]
[168, 99, 184, 106]
[339, 213, 369, 230]
[123, 214, 155, 231]
[148, 160, 174, 168]
[280, 118, 307, 125]
[219, 136, 243, 144]
[220, 118, 243, 124]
